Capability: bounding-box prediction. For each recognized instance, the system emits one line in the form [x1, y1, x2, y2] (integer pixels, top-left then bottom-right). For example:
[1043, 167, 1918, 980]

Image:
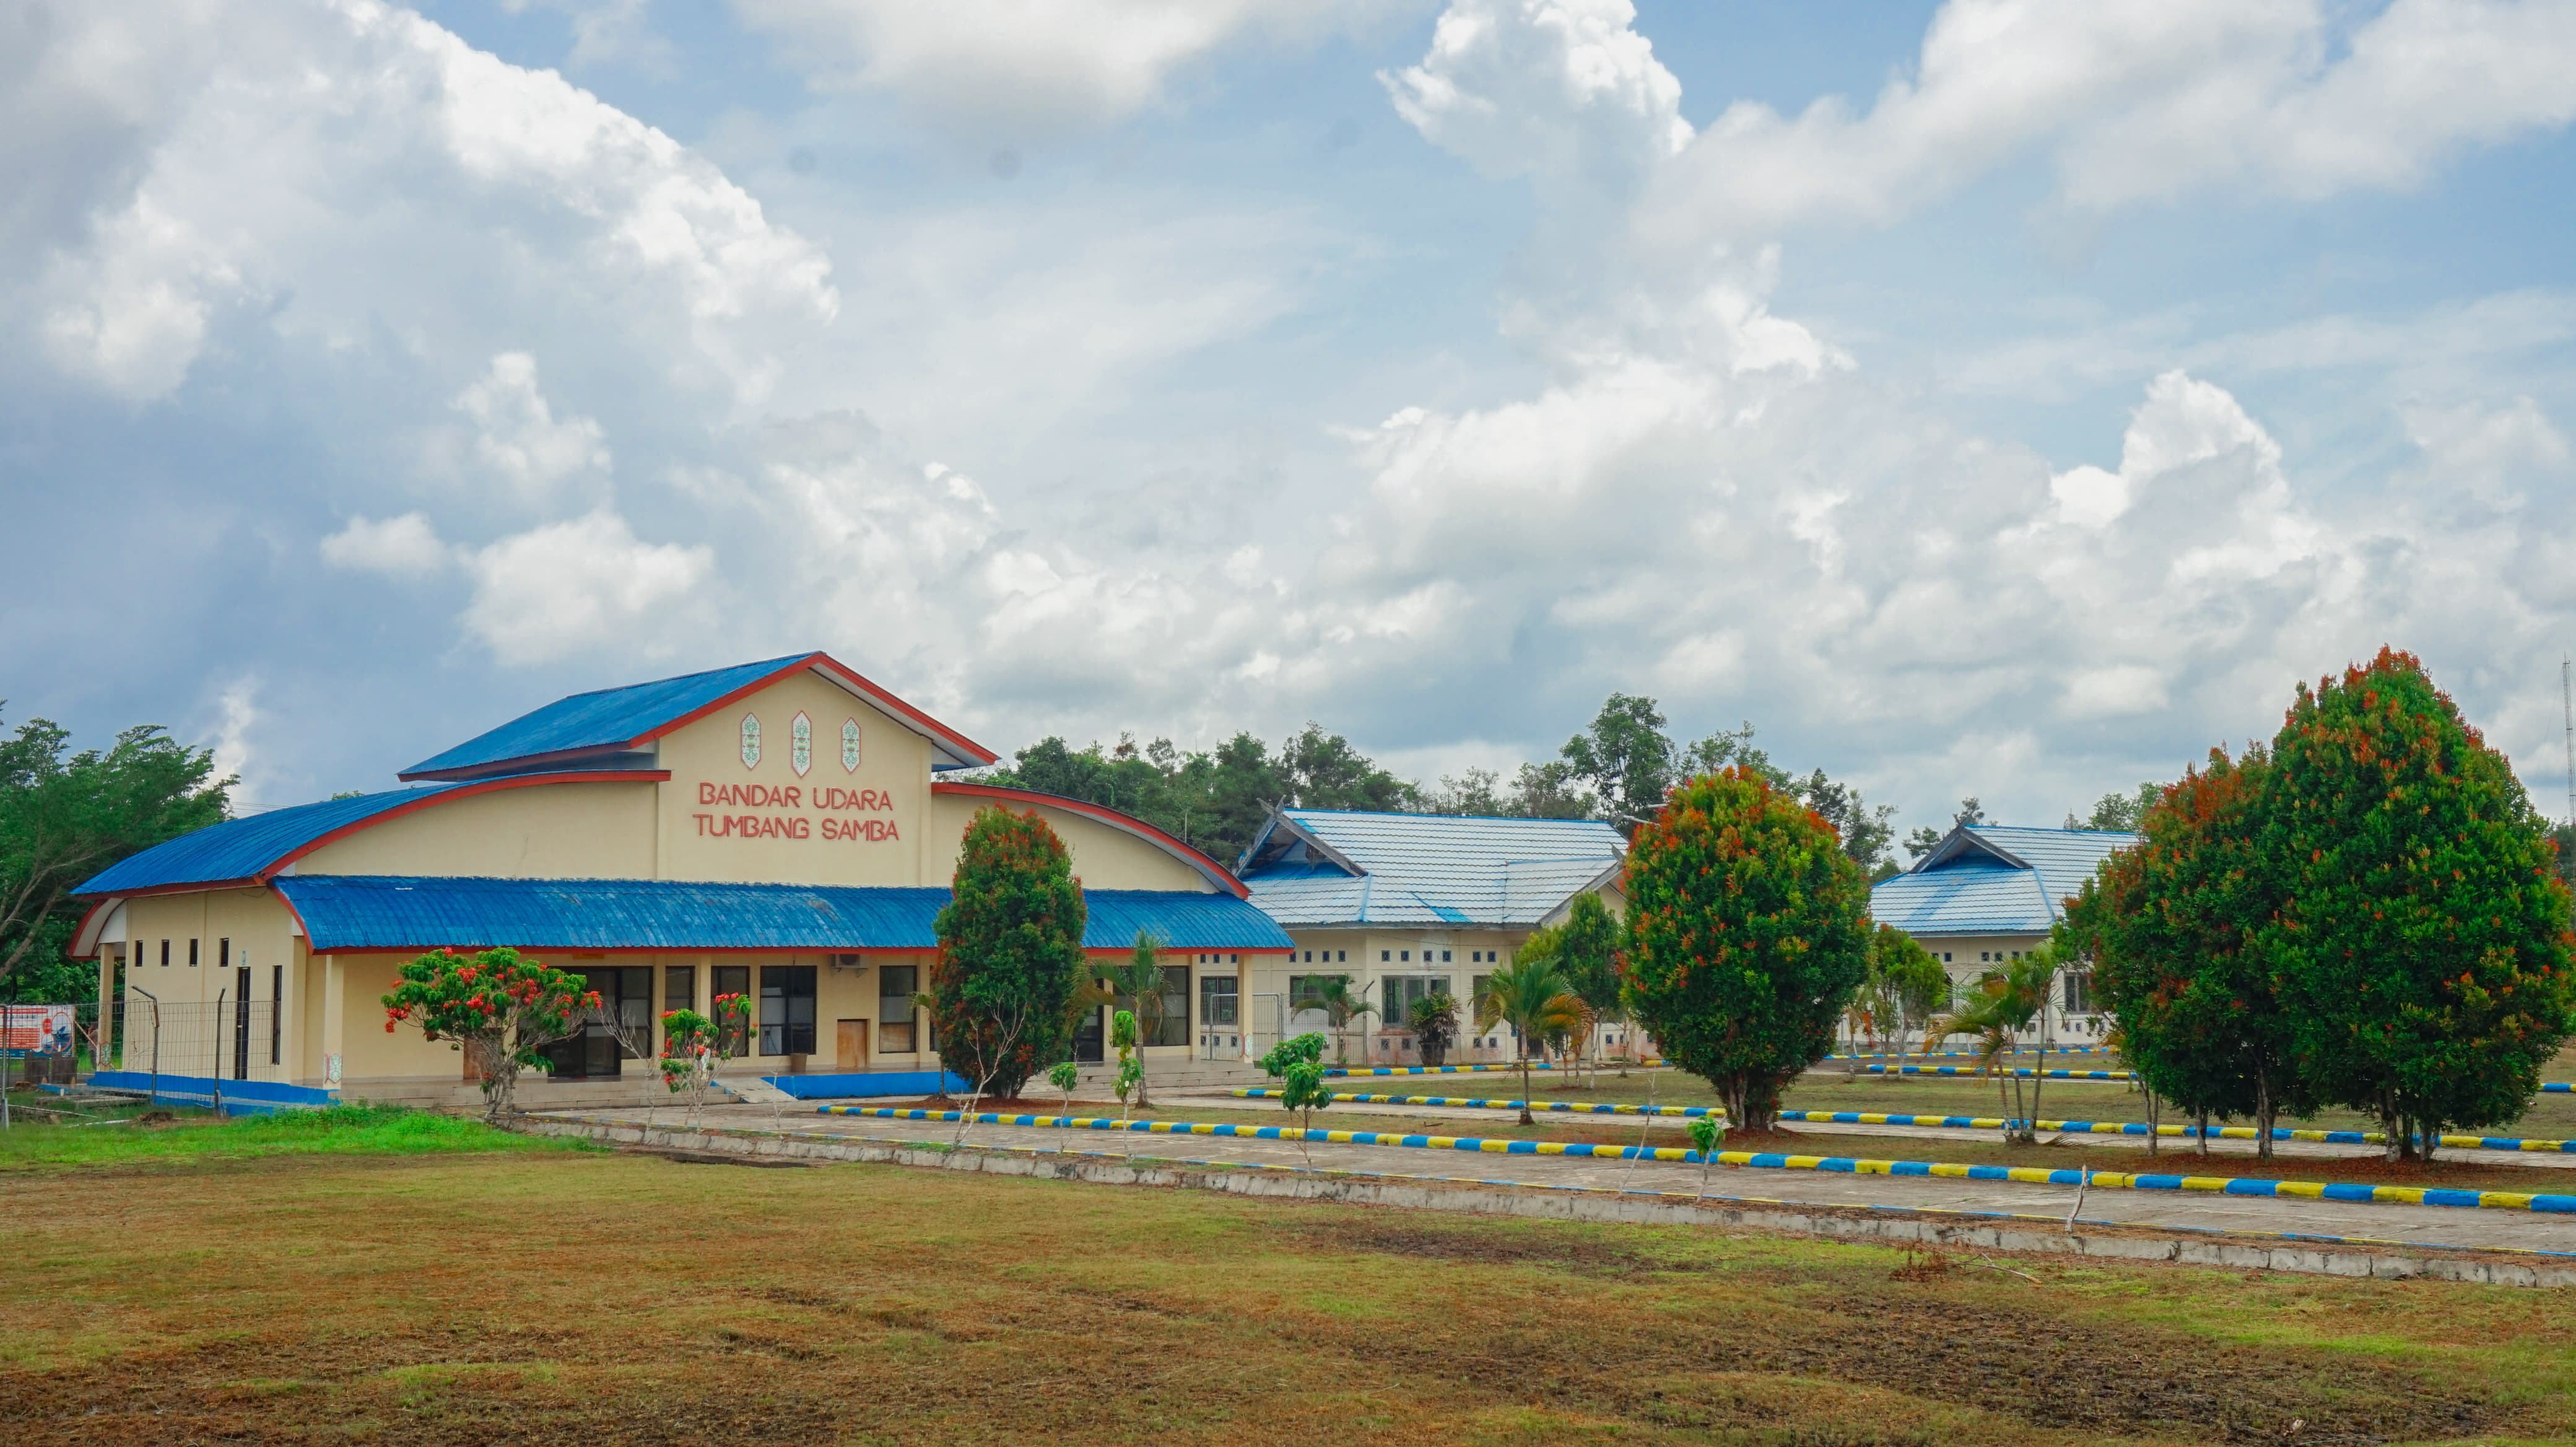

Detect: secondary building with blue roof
[1869, 824, 2139, 1039]
[1235, 808, 1630, 1065]
[70, 652, 1292, 1106]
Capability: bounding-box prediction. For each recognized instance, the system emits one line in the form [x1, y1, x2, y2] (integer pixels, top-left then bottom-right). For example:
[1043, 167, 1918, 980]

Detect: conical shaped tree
[931, 806, 1086, 1103]
[1621, 767, 1873, 1131]
[2261, 648, 2576, 1156]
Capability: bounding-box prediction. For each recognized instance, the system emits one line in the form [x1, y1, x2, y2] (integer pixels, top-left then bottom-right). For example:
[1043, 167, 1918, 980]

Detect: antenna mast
[2562, 654, 2575, 828]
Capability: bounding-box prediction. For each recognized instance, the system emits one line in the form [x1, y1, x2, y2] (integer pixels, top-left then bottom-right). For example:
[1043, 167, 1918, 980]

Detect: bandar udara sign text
[692, 710, 902, 842]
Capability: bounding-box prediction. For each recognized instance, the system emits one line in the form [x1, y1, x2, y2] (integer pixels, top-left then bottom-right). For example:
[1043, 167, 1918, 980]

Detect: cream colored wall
[656, 671, 935, 888]
[295, 780, 658, 878]
[929, 793, 1212, 893]
[117, 888, 305, 1079]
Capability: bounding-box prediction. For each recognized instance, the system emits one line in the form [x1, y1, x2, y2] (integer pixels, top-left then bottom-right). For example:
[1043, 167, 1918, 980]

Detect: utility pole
[2563, 654, 2575, 828]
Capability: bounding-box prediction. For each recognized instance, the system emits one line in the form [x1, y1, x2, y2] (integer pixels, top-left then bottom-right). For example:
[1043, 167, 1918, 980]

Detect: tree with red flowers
[2261, 648, 2576, 1158]
[1620, 767, 1873, 1130]
[658, 992, 754, 1126]
[931, 806, 1085, 1105]
[381, 947, 599, 1120]
[2061, 747, 2311, 1159]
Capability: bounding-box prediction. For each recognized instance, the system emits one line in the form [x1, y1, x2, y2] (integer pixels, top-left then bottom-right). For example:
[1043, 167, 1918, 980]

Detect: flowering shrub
[381, 948, 599, 1120]
[658, 992, 753, 1124]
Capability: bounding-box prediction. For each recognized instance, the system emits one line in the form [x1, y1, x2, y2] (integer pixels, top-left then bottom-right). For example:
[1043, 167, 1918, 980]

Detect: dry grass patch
[0, 1145, 2566, 1444]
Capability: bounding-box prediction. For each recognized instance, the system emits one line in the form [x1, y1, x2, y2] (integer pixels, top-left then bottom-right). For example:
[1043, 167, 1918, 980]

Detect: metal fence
[111, 995, 287, 1091]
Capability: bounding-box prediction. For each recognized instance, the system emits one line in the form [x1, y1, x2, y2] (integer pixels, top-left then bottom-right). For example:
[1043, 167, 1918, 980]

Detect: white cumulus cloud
[1642, 0, 2576, 240]
[320, 512, 454, 578]
[461, 510, 714, 666]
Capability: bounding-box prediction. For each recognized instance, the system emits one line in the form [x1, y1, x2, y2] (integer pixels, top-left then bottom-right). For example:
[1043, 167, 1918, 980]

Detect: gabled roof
[270, 875, 1293, 953]
[1872, 824, 2138, 938]
[72, 772, 669, 898]
[1237, 808, 1626, 929]
[399, 652, 996, 782]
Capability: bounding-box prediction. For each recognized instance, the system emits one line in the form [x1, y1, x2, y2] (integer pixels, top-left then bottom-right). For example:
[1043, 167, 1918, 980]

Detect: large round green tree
[931, 806, 1086, 1102]
[1621, 767, 1873, 1130]
[2261, 648, 2576, 1155]
[2062, 748, 2307, 1157]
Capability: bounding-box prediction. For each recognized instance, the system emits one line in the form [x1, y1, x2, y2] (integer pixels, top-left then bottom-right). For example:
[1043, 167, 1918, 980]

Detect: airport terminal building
[69, 654, 1292, 1105]
[1868, 823, 2139, 1040]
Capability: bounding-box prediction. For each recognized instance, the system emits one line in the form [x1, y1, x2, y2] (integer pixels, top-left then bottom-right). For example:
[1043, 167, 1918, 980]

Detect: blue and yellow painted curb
[1238, 1087, 1723, 1118]
[1320, 1060, 1664, 1078]
[1826, 1046, 2118, 1061]
[1863, 1064, 2135, 1081]
[1238, 1091, 2576, 1156]
[814, 1106, 2576, 1213]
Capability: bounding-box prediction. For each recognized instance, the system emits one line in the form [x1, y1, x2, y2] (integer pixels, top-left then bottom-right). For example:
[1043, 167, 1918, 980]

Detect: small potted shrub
[1408, 990, 1460, 1069]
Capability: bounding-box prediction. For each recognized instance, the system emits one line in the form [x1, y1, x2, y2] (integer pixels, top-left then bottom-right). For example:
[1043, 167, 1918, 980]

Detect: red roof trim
[258, 771, 672, 883]
[630, 652, 999, 769]
[931, 782, 1248, 898]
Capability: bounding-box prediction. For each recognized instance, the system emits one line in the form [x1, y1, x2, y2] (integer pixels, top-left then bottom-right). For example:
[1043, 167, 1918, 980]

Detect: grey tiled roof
[1870, 825, 2139, 937]
[1242, 810, 1626, 929]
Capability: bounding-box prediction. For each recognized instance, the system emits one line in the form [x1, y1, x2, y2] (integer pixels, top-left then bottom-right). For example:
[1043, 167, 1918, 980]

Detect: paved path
[561, 1103, 2576, 1257]
[1165, 1090, 2576, 1171]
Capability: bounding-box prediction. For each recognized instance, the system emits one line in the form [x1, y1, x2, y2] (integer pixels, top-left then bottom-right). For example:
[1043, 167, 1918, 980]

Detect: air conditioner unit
[827, 953, 862, 970]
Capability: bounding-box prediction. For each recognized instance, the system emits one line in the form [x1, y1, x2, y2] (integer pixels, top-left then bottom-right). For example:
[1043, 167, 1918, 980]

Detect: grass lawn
[4, 1116, 2572, 1446]
[1001, 1102, 2576, 1193]
[0, 1099, 593, 1171]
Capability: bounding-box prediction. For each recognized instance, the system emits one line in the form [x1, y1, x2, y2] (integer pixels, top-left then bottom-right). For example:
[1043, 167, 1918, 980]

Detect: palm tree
[1292, 974, 1376, 1064]
[1473, 955, 1587, 1124]
[1920, 950, 2057, 1143]
[1068, 932, 1168, 1107]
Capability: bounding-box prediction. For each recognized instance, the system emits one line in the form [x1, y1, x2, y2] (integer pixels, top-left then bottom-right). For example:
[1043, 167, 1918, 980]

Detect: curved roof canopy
[399, 651, 995, 782]
[1870, 824, 2139, 938]
[933, 782, 1248, 897]
[73, 773, 664, 897]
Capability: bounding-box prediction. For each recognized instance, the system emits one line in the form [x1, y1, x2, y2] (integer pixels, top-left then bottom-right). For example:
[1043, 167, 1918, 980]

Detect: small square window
[1382, 950, 1390, 961]
[1442, 950, 1452, 963]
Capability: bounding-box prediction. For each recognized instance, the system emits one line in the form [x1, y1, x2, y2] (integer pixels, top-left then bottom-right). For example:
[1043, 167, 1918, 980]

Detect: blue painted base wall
[87, 1071, 338, 1115]
[762, 1071, 966, 1100]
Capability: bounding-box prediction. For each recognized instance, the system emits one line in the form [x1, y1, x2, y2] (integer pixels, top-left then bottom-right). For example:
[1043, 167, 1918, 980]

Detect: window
[761, 965, 817, 1056]
[270, 964, 282, 1065]
[1942, 952, 1952, 962]
[188, 938, 198, 967]
[2063, 971, 2095, 1015]
[1336, 950, 1346, 962]
[879, 964, 918, 1052]
[1380, 950, 1390, 962]
[1383, 975, 1451, 1029]
[1441, 950, 1452, 963]
[1200, 974, 1238, 1028]
[1471, 974, 1493, 1010]
[712, 965, 751, 1054]
[159, 939, 168, 968]
[219, 938, 230, 969]
[664, 965, 697, 1018]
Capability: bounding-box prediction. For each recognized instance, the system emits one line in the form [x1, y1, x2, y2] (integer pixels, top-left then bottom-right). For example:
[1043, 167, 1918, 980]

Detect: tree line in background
[978, 691, 1905, 874]
[0, 709, 230, 1004]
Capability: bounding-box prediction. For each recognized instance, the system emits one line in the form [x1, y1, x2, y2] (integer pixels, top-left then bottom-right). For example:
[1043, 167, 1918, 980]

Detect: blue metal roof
[1871, 825, 2138, 937]
[272, 875, 1293, 953]
[76, 787, 456, 895]
[1239, 810, 1625, 928]
[401, 655, 806, 780]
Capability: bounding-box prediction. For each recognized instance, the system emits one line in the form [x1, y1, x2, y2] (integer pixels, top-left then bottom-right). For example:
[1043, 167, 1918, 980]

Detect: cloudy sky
[6, 0, 2576, 836]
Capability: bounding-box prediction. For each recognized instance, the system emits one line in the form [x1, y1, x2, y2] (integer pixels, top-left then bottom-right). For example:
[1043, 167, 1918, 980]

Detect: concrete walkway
[555, 1101, 2576, 1257]
[1165, 1090, 2576, 1172]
